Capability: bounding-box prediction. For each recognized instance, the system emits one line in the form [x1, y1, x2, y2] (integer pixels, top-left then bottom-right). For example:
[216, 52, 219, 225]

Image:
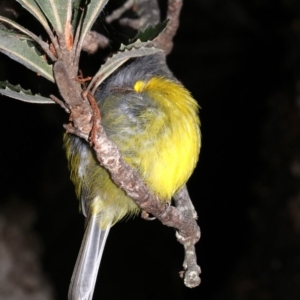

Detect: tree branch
[153, 0, 183, 54]
[80, 92, 201, 288]
[106, 0, 183, 54]
[106, 0, 160, 30]
[107, 0, 201, 287]
[53, 0, 201, 288]
[82, 31, 109, 54]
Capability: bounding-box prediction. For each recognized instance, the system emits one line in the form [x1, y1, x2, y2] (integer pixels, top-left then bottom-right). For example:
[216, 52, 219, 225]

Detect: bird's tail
[68, 215, 111, 300]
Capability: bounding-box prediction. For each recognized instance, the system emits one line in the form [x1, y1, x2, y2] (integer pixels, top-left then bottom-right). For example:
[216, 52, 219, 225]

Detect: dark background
[1, 0, 300, 299]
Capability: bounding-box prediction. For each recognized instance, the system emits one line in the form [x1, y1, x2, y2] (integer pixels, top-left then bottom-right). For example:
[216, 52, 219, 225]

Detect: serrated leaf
[0, 16, 56, 60]
[0, 81, 55, 104]
[88, 46, 163, 94]
[71, 0, 83, 30]
[16, 0, 52, 34]
[77, 0, 108, 51]
[35, 0, 72, 34]
[129, 20, 169, 44]
[0, 25, 54, 82]
[120, 39, 154, 51]
[0, 16, 42, 44]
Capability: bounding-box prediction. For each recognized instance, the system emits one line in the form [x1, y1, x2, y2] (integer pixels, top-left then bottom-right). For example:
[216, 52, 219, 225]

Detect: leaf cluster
[0, 0, 166, 103]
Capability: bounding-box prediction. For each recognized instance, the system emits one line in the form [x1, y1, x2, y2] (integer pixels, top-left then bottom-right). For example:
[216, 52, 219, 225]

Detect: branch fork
[62, 81, 202, 287]
[53, 0, 201, 289]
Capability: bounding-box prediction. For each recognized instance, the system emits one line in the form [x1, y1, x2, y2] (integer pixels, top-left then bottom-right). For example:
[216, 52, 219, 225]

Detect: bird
[63, 53, 201, 300]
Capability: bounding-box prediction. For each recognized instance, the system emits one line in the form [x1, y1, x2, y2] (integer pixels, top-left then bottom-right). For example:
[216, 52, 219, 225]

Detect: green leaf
[0, 81, 55, 104]
[0, 25, 54, 82]
[0, 16, 56, 60]
[0, 16, 42, 43]
[35, 0, 72, 34]
[77, 0, 108, 51]
[129, 19, 169, 44]
[120, 39, 153, 51]
[71, 0, 82, 30]
[88, 45, 163, 94]
[16, 0, 52, 35]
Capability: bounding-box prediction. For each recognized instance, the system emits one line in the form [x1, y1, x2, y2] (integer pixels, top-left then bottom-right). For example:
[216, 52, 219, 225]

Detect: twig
[107, 0, 201, 287]
[174, 186, 201, 287]
[50, 94, 70, 113]
[106, 0, 182, 54]
[173, 185, 198, 221]
[82, 31, 109, 54]
[53, 0, 201, 288]
[106, 0, 160, 30]
[53, 61, 93, 137]
[154, 0, 183, 54]
[105, 0, 135, 24]
[86, 94, 201, 288]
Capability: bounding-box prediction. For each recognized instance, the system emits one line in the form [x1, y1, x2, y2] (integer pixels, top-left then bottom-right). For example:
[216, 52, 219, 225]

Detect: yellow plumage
[133, 77, 200, 199]
[65, 54, 201, 300]
[64, 55, 200, 229]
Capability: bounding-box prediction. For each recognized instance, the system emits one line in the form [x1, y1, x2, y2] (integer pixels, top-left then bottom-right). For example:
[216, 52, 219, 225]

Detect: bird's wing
[68, 214, 111, 300]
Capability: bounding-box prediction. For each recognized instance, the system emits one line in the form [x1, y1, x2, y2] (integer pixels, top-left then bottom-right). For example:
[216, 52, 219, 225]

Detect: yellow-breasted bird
[64, 53, 201, 300]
